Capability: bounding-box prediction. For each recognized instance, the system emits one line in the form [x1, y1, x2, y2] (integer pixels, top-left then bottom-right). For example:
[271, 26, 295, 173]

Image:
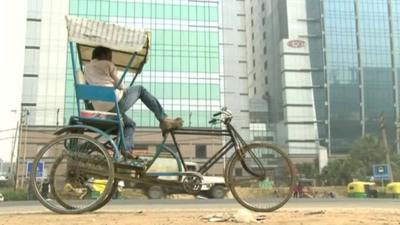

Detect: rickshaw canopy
[65, 16, 150, 74]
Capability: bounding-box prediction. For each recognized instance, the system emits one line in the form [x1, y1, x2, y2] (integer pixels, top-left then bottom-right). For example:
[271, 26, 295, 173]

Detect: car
[0, 193, 4, 202]
[0, 176, 8, 186]
[134, 161, 227, 199]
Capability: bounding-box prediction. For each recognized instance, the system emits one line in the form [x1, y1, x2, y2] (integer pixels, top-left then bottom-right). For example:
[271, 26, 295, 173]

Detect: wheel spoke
[227, 176, 262, 186]
[226, 143, 294, 212]
[31, 134, 115, 214]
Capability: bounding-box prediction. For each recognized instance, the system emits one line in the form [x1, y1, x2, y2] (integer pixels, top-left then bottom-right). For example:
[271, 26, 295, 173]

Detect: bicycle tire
[225, 143, 295, 212]
[48, 153, 119, 211]
[31, 133, 115, 214]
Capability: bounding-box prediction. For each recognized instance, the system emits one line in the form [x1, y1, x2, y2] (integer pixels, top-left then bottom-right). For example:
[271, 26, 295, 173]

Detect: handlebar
[213, 112, 222, 117]
[209, 107, 233, 125]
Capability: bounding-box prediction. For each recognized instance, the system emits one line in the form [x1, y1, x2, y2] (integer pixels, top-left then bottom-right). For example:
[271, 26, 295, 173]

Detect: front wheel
[225, 143, 294, 212]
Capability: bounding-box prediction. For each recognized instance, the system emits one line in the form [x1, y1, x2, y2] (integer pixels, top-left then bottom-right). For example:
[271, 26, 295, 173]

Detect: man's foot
[159, 117, 184, 131]
[121, 150, 139, 160]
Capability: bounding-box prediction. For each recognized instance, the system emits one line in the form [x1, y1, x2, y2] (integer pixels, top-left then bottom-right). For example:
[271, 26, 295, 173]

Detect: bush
[0, 188, 28, 201]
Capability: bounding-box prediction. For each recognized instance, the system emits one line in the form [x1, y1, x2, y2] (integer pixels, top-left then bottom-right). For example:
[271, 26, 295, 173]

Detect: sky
[0, 2, 27, 162]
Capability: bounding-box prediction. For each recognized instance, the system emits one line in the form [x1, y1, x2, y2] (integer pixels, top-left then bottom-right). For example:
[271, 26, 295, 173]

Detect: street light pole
[379, 114, 394, 183]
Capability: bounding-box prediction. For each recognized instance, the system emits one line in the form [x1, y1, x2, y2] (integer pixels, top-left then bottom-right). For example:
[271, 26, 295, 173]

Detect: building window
[263, 32, 266, 40]
[252, 32, 254, 40]
[251, 7, 253, 14]
[235, 168, 242, 176]
[264, 61, 268, 70]
[251, 19, 254, 27]
[254, 87, 257, 95]
[262, 3, 265, 11]
[262, 17, 265, 25]
[264, 46, 267, 54]
[195, 145, 207, 158]
[253, 59, 255, 67]
[265, 76, 268, 84]
[252, 45, 255, 53]
[253, 73, 256, 80]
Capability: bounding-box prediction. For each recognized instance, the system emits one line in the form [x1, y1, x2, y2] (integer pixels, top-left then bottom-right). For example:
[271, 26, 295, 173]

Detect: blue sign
[372, 164, 390, 180]
[27, 162, 44, 177]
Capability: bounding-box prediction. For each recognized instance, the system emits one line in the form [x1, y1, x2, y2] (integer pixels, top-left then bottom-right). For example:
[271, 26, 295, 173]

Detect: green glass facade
[64, 0, 221, 128]
[323, 0, 398, 154]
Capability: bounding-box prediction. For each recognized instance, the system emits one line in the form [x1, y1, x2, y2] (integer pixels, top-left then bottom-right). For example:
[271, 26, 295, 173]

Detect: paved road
[1, 198, 399, 214]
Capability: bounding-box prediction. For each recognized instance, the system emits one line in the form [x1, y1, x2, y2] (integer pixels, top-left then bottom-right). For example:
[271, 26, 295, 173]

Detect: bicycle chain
[60, 151, 111, 181]
[182, 172, 203, 194]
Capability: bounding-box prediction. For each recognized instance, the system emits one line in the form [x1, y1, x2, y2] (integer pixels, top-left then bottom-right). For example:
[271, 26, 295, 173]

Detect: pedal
[115, 158, 146, 171]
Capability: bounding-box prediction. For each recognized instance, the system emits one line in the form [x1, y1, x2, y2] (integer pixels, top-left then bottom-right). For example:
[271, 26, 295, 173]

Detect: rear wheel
[147, 185, 165, 199]
[225, 143, 294, 212]
[31, 134, 114, 214]
[209, 185, 225, 199]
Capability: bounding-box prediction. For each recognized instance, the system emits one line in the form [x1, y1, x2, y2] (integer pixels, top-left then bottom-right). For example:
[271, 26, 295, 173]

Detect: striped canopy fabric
[65, 15, 150, 73]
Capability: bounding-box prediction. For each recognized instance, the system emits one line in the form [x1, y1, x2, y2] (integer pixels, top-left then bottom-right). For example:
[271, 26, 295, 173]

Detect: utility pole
[56, 108, 60, 128]
[15, 110, 23, 190]
[379, 114, 394, 183]
[8, 120, 19, 186]
[15, 108, 29, 190]
[21, 110, 30, 188]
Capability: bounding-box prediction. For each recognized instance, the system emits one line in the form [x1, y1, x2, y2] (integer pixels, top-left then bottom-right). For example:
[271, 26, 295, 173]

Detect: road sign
[372, 164, 390, 180]
[27, 162, 43, 177]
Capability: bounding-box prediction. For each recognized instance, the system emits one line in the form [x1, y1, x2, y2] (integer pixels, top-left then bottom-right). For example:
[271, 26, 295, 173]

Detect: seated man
[84, 46, 183, 159]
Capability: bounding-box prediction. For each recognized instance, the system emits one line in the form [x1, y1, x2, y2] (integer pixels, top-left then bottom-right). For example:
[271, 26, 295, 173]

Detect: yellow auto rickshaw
[347, 181, 377, 198]
[386, 182, 400, 198]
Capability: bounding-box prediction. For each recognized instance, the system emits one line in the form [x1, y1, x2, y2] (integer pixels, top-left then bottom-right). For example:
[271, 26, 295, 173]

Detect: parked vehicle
[136, 161, 227, 199]
[386, 182, 400, 198]
[347, 181, 377, 198]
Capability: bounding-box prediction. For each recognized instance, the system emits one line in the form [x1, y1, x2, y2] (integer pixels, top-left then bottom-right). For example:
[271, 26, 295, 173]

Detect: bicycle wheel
[225, 143, 294, 212]
[48, 152, 119, 212]
[31, 133, 115, 214]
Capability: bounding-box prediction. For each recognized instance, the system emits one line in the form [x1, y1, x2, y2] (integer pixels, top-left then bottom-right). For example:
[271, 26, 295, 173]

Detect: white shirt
[84, 59, 124, 111]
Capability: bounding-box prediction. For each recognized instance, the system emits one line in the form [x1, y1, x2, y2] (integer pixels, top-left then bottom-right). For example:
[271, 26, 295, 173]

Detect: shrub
[0, 188, 28, 201]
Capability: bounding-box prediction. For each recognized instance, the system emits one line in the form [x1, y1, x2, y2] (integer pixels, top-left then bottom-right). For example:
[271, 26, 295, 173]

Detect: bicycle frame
[142, 122, 249, 179]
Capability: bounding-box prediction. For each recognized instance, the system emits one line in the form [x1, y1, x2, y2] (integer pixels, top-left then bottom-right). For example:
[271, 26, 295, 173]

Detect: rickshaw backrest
[72, 70, 121, 132]
[75, 84, 117, 102]
[74, 70, 116, 104]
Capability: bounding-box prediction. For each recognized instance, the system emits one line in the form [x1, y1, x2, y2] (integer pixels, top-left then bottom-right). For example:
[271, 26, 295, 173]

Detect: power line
[0, 128, 17, 133]
[0, 136, 15, 141]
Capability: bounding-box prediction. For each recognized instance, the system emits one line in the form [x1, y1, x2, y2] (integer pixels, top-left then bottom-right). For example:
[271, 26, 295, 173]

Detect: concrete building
[18, 0, 249, 186]
[22, 0, 249, 133]
[246, 0, 400, 164]
[245, 0, 325, 166]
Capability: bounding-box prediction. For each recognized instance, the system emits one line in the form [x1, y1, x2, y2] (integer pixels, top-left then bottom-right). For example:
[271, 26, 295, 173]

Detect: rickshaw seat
[71, 70, 122, 135]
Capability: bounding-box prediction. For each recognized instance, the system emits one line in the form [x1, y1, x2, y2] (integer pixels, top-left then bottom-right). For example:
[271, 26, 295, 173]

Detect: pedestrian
[41, 178, 49, 199]
[27, 178, 34, 200]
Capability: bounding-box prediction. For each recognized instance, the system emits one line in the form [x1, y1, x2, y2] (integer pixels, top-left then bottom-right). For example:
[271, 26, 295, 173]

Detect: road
[1, 198, 400, 225]
[1, 198, 399, 214]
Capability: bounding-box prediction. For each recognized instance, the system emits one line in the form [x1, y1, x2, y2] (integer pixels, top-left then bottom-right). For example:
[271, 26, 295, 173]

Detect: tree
[350, 134, 386, 176]
[296, 162, 319, 179]
[319, 134, 400, 185]
[319, 158, 357, 185]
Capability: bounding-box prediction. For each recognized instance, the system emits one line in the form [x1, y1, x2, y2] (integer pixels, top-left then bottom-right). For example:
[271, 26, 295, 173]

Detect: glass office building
[22, 0, 249, 133]
[323, 0, 399, 154]
[245, 0, 400, 156]
[65, 0, 221, 128]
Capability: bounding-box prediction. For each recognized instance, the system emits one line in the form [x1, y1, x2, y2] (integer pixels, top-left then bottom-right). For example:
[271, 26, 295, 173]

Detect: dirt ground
[0, 208, 399, 225]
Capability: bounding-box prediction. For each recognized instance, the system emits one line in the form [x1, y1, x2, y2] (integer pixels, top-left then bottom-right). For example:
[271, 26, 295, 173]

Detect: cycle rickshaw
[31, 16, 295, 214]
